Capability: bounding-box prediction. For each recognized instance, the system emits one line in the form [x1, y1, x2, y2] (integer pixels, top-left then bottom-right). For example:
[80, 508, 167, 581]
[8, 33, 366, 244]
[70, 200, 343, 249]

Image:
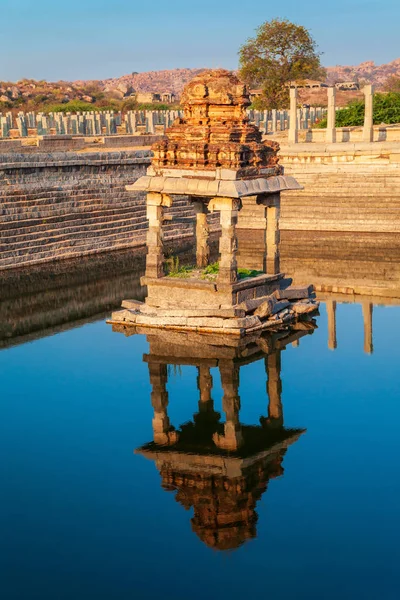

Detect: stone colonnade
[288, 84, 375, 144]
[147, 351, 283, 451]
[144, 192, 281, 282]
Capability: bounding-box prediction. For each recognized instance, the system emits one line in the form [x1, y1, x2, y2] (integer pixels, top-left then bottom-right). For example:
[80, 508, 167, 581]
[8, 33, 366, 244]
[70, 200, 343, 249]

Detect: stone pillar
[326, 87, 336, 143]
[265, 351, 283, 428]
[271, 109, 277, 133]
[288, 87, 298, 144]
[145, 192, 172, 279]
[192, 200, 210, 268]
[209, 197, 239, 284]
[197, 366, 213, 410]
[213, 362, 243, 451]
[327, 299, 337, 350]
[362, 302, 373, 354]
[148, 362, 177, 445]
[266, 194, 281, 274]
[363, 84, 374, 143]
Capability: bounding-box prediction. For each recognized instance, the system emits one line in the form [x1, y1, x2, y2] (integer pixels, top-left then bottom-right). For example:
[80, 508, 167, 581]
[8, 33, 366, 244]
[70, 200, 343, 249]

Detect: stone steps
[0, 202, 195, 234]
[0, 215, 195, 255]
[0, 226, 197, 270]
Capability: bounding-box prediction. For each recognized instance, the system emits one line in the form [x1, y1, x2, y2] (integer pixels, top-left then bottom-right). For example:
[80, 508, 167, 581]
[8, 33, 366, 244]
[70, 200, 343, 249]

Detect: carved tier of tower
[150, 69, 280, 174]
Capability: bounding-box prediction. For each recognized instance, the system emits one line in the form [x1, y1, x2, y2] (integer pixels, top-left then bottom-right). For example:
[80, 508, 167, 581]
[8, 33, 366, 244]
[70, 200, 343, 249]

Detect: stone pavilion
[110, 70, 316, 335]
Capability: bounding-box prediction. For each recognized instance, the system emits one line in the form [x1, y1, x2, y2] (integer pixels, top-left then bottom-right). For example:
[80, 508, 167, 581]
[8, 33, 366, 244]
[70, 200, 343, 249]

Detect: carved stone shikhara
[151, 69, 280, 174]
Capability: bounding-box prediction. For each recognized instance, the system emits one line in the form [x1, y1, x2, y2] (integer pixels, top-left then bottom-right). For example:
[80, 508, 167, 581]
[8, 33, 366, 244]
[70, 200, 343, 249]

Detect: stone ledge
[128, 174, 302, 198]
[140, 276, 217, 291]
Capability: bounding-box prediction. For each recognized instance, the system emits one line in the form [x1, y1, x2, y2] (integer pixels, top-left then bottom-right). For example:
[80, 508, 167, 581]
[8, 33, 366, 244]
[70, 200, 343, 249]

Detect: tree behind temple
[239, 18, 325, 109]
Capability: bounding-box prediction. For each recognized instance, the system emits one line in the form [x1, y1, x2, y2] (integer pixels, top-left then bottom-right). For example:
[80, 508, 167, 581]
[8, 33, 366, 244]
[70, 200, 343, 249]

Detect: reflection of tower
[136, 327, 315, 551]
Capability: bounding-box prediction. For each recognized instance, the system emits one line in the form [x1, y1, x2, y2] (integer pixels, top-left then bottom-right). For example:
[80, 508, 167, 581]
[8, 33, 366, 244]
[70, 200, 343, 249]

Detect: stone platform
[108, 279, 319, 336]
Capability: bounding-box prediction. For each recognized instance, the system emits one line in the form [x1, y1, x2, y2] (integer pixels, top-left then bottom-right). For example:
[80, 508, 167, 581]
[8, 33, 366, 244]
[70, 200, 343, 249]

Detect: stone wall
[280, 143, 400, 233]
[0, 149, 218, 271]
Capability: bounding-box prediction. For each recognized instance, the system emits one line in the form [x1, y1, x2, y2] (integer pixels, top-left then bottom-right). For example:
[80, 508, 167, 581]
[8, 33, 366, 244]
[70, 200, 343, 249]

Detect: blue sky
[2, 0, 399, 81]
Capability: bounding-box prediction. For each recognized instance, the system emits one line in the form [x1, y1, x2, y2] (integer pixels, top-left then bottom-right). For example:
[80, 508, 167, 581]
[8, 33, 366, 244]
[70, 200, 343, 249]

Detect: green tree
[239, 18, 324, 109]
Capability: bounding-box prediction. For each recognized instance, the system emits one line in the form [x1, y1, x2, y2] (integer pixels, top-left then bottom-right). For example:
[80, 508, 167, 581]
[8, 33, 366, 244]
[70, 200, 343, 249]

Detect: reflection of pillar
[266, 194, 280, 275]
[288, 87, 298, 144]
[193, 201, 210, 268]
[209, 197, 238, 285]
[213, 362, 243, 451]
[363, 84, 374, 143]
[326, 87, 336, 143]
[197, 366, 213, 411]
[327, 299, 337, 350]
[362, 302, 373, 355]
[145, 192, 171, 278]
[149, 362, 177, 445]
[265, 351, 283, 428]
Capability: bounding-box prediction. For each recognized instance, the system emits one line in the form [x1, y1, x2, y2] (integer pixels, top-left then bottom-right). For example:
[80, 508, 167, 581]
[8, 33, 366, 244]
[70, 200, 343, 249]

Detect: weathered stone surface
[141, 306, 246, 318]
[110, 309, 138, 323]
[121, 299, 145, 309]
[238, 294, 273, 313]
[223, 316, 261, 329]
[255, 299, 290, 319]
[150, 70, 281, 175]
[292, 300, 320, 315]
[276, 285, 315, 300]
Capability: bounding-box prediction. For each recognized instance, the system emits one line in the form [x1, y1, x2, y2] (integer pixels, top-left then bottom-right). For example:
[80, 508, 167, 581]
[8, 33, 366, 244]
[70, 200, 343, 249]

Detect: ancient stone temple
[120, 320, 317, 550]
[110, 69, 315, 336]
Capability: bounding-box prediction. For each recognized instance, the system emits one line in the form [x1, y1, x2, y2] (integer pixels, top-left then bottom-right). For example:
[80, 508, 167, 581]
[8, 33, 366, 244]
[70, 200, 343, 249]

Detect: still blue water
[1, 301, 400, 599]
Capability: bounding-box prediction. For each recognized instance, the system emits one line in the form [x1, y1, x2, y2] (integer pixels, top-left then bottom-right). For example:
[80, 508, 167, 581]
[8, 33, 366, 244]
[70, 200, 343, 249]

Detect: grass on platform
[166, 258, 262, 280]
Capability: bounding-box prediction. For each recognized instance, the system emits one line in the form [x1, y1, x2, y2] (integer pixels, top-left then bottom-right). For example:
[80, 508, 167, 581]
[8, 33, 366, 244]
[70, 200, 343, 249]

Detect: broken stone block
[255, 299, 290, 320]
[292, 300, 320, 315]
[276, 285, 315, 301]
[224, 315, 261, 329]
[110, 309, 138, 323]
[121, 299, 145, 309]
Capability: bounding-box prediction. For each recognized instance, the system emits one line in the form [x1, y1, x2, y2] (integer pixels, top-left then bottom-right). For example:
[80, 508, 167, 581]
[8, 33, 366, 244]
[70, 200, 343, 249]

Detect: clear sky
[2, 0, 400, 81]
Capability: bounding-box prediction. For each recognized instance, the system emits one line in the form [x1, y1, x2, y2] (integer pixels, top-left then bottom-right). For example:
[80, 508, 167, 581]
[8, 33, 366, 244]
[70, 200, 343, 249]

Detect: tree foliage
[239, 18, 324, 109]
[315, 93, 400, 128]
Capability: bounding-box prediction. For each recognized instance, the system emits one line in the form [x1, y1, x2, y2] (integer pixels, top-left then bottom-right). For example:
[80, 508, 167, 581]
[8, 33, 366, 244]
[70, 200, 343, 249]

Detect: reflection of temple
[129, 324, 316, 551]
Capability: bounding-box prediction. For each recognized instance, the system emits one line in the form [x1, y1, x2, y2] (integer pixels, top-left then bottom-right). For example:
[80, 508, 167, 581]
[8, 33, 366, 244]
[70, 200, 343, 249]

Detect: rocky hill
[1, 60, 400, 112]
[326, 58, 400, 86]
[98, 68, 207, 97]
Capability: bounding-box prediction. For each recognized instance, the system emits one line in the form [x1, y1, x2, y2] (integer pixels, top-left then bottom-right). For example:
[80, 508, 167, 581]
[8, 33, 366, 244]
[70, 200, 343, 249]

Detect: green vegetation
[166, 259, 262, 280]
[315, 92, 400, 128]
[43, 100, 101, 113]
[239, 18, 324, 110]
[0, 78, 179, 114]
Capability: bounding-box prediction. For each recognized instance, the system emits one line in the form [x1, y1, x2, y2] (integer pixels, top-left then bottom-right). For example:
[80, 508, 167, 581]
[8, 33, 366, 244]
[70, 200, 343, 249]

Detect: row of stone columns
[288, 84, 375, 144]
[148, 352, 283, 451]
[145, 192, 281, 281]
